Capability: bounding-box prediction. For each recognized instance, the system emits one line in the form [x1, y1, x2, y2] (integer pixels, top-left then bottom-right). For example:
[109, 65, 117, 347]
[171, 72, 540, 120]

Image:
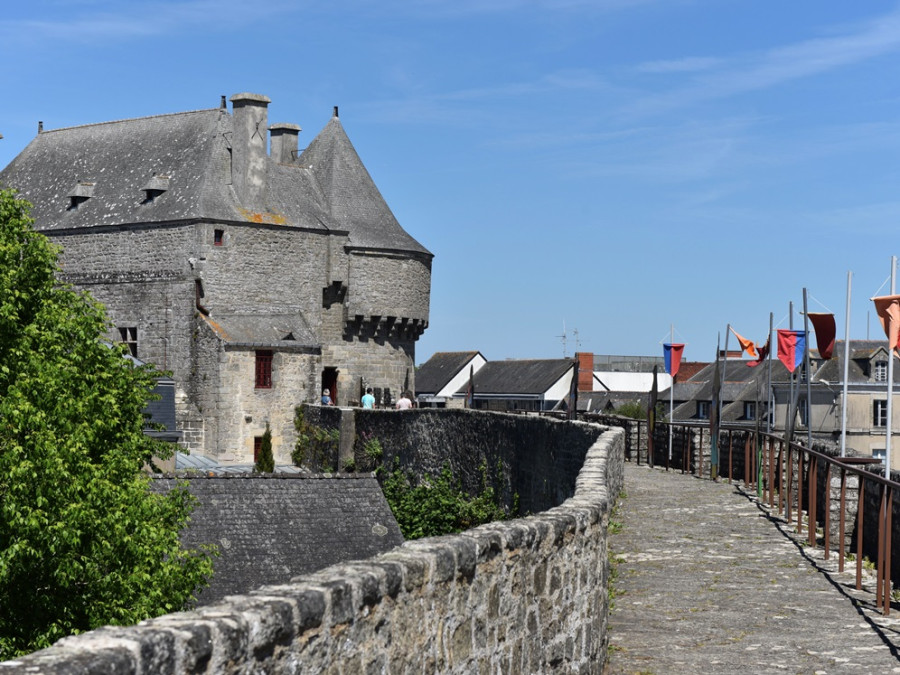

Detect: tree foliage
[381, 461, 513, 540]
[0, 189, 214, 658]
[255, 422, 275, 473]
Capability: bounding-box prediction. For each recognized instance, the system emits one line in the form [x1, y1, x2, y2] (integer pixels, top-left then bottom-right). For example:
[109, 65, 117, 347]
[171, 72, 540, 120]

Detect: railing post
[798, 449, 805, 535]
[885, 487, 893, 616]
[728, 430, 734, 484]
[786, 444, 793, 523]
[698, 428, 704, 479]
[768, 438, 775, 508]
[857, 477, 865, 591]
[839, 467, 847, 573]
[878, 486, 886, 610]
[806, 454, 819, 546]
[824, 460, 831, 561]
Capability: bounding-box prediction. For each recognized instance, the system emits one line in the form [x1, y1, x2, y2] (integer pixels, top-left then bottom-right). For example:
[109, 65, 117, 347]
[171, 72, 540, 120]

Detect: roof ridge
[40, 107, 222, 135]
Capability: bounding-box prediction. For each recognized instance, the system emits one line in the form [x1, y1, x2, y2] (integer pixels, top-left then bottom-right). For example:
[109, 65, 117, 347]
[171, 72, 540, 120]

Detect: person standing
[396, 391, 413, 410]
[361, 387, 376, 409]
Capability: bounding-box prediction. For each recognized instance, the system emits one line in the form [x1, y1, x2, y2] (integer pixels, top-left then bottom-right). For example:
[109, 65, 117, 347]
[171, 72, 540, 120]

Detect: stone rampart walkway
[606, 462, 900, 674]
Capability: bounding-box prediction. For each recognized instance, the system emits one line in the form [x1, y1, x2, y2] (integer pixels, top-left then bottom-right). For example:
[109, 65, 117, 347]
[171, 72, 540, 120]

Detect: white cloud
[624, 7, 900, 117]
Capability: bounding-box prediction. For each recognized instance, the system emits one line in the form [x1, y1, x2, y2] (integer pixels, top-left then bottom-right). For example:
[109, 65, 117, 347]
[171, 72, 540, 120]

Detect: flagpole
[722, 324, 730, 423]
[766, 312, 773, 434]
[840, 272, 851, 457]
[668, 324, 674, 461]
[788, 301, 794, 439]
[803, 288, 813, 450]
[886, 257, 896, 479]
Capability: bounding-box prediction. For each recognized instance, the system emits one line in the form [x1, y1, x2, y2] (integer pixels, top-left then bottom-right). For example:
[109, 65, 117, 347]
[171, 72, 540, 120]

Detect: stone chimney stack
[230, 93, 271, 210]
[269, 123, 301, 164]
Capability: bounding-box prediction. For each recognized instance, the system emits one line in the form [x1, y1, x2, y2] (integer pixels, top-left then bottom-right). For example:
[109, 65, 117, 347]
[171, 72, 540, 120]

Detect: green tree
[255, 422, 275, 473]
[0, 189, 214, 658]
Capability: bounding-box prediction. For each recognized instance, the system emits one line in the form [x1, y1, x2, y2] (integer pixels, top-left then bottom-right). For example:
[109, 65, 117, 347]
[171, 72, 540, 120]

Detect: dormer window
[875, 360, 888, 382]
[141, 175, 170, 204]
[67, 181, 94, 210]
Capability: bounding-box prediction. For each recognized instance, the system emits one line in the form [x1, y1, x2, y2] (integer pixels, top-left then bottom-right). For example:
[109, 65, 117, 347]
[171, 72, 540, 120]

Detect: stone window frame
[255, 350, 273, 389]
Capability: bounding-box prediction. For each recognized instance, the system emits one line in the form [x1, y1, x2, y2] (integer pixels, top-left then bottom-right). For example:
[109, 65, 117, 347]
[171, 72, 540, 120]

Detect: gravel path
[606, 462, 900, 674]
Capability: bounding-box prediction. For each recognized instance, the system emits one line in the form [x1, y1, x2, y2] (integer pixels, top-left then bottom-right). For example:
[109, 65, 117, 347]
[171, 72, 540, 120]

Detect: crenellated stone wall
[0, 417, 624, 674]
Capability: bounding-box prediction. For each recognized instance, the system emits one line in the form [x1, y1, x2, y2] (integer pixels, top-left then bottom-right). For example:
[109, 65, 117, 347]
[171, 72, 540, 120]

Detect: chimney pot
[38, 121, 43, 133]
[333, 106, 339, 118]
[220, 95, 227, 109]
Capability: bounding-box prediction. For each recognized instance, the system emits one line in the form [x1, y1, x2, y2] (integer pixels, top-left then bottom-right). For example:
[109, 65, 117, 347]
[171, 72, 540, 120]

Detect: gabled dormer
[867, 346, 890, 383]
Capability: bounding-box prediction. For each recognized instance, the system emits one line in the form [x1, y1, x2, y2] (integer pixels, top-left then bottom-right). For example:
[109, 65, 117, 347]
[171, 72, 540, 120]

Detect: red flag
[729, 326, 758, 359]
[807, 313, 836, 360]
[873, 295, 900, 357]
[748, 336, 769, 367]
[777, 330, 806, 373]
[663, 343, 684, 377]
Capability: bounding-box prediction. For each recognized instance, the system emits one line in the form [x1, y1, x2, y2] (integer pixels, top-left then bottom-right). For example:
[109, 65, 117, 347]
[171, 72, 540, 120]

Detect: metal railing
[585, 413, 900, 616]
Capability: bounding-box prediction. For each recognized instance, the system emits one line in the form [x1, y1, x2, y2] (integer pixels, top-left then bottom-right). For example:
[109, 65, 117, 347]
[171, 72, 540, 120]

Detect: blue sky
[3, 1, 900, 365]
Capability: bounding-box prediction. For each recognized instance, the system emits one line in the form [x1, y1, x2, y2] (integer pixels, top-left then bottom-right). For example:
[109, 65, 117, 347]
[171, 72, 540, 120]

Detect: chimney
[229, 93, 271, 210]
[576, 352, 594, 391]
[269, 123, 301, 164]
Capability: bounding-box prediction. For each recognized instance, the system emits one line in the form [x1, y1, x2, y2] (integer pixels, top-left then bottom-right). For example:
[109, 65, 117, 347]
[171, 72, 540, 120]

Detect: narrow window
[874, 399, 888, 427]
[875, 360, 888, 382]
[744, 401, 756, 420]
[254, 436, 263, 462]
[255, 350, 273, 389]
[118, 326, 137, 357]
[697, 401, 710, 420]
[214, 229, 224, 246]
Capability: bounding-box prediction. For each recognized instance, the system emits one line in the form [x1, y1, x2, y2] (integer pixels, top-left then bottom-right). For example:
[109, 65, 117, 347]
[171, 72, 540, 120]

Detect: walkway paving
[606, 462, 900, 674]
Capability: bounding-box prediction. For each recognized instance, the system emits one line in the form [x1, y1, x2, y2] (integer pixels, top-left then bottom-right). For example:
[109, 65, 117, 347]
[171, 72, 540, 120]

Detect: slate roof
[200, 313, 318, 349]
[0, 102, 431, 257]
[415, 351, 483, 395]
[151, 473, 404, 605]
[467, 359, 574, 396]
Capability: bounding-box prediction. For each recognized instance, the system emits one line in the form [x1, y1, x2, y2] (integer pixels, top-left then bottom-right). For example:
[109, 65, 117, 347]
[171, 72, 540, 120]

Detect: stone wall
[1, 417, 624, 674]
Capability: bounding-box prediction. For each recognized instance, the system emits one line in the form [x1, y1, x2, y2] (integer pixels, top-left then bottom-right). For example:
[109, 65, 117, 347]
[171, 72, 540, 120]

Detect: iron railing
[584, 413, 900, 616]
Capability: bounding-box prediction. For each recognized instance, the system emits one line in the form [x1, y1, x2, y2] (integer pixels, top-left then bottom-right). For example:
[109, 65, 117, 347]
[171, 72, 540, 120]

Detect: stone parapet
[1, 421, 624, 674]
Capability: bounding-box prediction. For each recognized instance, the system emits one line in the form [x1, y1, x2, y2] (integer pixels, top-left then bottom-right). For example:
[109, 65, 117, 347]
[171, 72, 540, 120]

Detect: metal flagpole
[840, 272, 851, 457]
[803, 288, 813, 450]
[668, 324, 674, 462]
[788, 301, 794, 440]
[886, 257, 896, 479]
[766, 312, 773, 434]
[722, 324, 730, 424]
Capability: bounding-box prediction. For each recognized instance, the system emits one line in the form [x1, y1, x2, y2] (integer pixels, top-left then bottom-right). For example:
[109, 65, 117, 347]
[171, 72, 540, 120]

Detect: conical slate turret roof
[298, 115, 430, 255]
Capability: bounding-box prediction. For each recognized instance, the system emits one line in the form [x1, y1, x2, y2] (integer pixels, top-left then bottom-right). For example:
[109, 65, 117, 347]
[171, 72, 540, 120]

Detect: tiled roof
[151, 473, 403, 605]
[415, 351, 482, 395]
[468, 359, 574, 396]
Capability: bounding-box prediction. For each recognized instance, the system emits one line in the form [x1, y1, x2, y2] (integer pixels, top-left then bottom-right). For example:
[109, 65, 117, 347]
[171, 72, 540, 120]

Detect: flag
[748, 336, 769, 368]
[777, 329, 806, 373]
[873, 295, 900, 357]
[729, 326, 758, 359]
[648, 365, 658, 435]
[807, 313, 836, 360]
[663, 343, 685, 377]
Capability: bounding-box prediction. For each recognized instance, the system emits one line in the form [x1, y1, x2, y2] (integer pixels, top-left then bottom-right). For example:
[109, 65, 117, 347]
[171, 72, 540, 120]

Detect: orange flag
[873, 295, 900, 357]
[730, 326, 758, 359]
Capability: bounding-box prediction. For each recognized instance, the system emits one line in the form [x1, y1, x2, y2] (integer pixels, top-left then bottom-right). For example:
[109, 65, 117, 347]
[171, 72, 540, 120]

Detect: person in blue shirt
[361, 387, 375, 409]
[321, 389, 333, 406]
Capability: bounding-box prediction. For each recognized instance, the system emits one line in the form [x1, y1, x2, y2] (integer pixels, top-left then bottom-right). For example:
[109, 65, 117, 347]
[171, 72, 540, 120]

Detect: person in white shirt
[396, 391, 413, 409]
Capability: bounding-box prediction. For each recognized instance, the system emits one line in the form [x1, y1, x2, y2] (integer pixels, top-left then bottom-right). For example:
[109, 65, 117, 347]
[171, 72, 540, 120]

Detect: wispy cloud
[0, 0, 297, 44]
[624, 7, 900, 116]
